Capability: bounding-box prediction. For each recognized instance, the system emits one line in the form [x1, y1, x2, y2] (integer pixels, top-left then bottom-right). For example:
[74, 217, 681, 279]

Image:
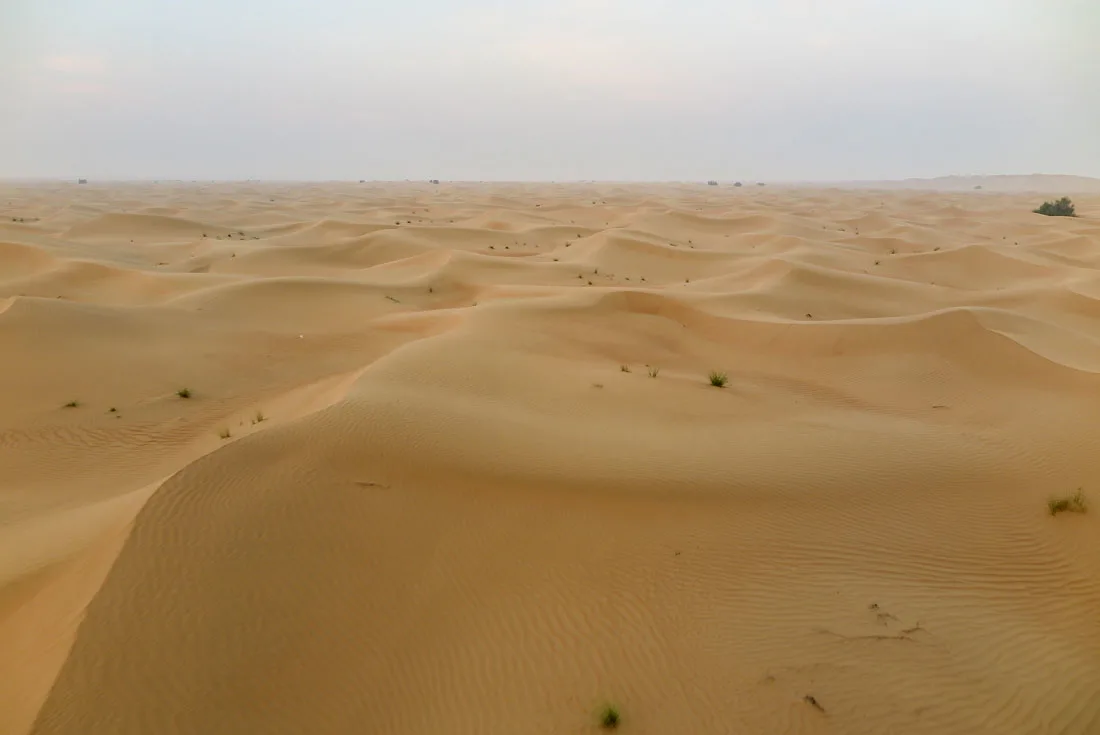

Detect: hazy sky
[2, 0, 1098, 181]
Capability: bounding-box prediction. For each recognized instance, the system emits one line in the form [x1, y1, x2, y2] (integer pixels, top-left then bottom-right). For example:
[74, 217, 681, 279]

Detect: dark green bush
[1034, 197, 1076, 217]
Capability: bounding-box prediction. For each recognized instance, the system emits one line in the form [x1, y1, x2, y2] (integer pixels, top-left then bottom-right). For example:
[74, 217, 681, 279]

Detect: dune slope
[1, 182, 1098, 735]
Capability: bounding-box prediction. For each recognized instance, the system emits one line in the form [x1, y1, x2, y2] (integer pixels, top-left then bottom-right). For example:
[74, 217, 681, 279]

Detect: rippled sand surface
[2, 180, 1098, 735]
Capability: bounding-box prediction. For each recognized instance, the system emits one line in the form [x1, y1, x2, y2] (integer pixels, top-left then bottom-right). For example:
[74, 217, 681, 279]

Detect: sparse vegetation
[177, 388, 192, 399]
[648, 366, 660, 378]
[708, 370, 729, 387]
[620, 364, 631, 373]
[599, 705, 621, 729]
[63, 400, 80, 408]
[218, 428, 232, 440]
[1048, 489, 1087, 516]
[1034, 197, 1076, 217]
[254, 410, 266, 424]
[108, 407, 117, 413]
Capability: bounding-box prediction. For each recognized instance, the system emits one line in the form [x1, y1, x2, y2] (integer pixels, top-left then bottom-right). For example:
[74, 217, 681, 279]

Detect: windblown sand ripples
[1, 180, 1098, 734]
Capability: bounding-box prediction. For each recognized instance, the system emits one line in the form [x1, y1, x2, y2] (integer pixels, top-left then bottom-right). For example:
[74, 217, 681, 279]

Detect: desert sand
[1, 180, 1099, 735]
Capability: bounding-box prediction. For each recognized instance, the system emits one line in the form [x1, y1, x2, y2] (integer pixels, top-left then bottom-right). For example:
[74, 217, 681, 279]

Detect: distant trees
[1034, 197, 1076, 217]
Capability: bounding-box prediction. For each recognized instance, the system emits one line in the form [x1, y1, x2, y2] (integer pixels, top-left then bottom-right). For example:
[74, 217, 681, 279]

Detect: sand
[1, 179, 1099, 735]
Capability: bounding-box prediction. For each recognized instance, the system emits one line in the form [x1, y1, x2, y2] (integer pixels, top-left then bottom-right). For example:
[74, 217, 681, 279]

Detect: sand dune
[812, 174, 1100, 193]
[1, 182, 1098, 735]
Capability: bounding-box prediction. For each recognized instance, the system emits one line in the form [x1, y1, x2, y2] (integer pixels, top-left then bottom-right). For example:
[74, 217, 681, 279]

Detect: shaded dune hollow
[0, 181, 1098, 735]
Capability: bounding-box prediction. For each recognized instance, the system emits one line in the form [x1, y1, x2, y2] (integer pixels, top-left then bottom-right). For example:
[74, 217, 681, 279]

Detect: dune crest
[1, 182, 1098, 735]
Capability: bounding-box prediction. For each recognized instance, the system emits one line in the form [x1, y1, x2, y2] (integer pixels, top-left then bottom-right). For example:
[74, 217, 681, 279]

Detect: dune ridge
[1, 182, 1098, 735]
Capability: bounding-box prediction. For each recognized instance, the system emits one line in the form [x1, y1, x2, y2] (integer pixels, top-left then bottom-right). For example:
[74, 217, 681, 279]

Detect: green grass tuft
[647, 366, 660, 378]
[599, 705, 620, 729]
[177, 388, 192, 399]
[1048, 489, 1087, 516]
[708, 370, 728, 387]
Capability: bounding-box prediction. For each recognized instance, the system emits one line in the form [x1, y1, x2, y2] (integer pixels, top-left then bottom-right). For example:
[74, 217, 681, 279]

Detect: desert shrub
[1048, 489, 1087, 516]
[599, 705, 620, 729]
[1034, 197, 1076, 217]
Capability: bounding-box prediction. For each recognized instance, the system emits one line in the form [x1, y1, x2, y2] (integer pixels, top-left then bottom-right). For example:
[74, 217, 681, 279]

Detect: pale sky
[2, 0, 1097, 181]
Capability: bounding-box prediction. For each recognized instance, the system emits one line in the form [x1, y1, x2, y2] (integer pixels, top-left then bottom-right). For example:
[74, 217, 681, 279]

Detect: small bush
[254, 410, 266, 423]
[599, 705, 620, 729]
[708, 370, 728, 387]
[177, 388, 192, 399]
[218, 428, 231, 440]
[648, 366, 660, 378]
[1034, 197, 1076, 217]
[620, 364, 631, 373]
[63, 400, 80, 408]
[1048, 489, 1087, 516]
